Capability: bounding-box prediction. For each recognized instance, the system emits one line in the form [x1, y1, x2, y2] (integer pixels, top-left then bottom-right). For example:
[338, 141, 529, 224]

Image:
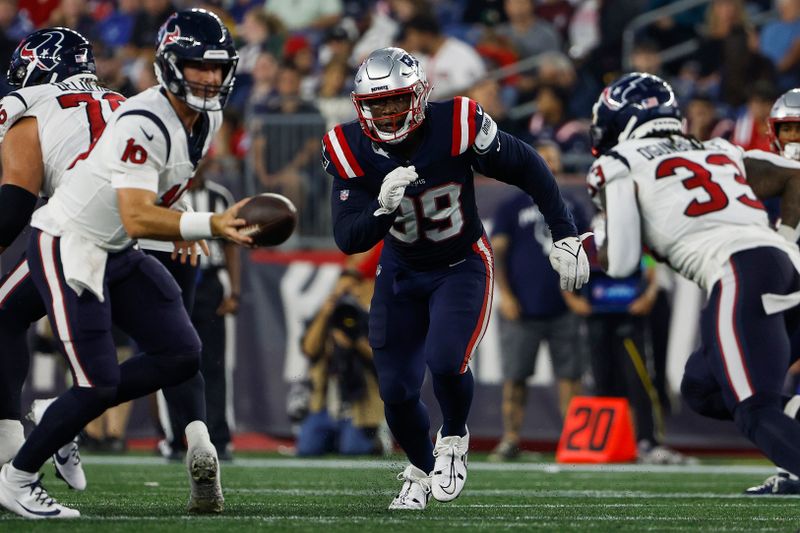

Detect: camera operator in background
[298, 269, 384, 456]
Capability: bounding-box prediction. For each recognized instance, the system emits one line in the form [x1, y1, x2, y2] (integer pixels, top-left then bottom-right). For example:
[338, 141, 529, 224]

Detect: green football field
[1, 454, 798, 532]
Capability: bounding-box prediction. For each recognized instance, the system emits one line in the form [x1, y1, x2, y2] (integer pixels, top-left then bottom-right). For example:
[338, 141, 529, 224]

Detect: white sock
[184, 421, 213, 451]
[3, 463, 37, 484]
[0, 420, 24, 465]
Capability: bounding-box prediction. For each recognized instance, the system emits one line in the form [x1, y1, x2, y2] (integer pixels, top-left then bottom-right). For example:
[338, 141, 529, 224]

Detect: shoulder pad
[587, 154, 630, 200]
[703, 137, 743, 156]
[322, 124, 364, 179]
[113, 109, 172, 161]
[0, 85, 53, 142]
[451, 96, 479, 156]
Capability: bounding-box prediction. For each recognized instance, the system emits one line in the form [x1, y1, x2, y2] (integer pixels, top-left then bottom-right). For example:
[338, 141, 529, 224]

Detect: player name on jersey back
[589, 136, 800, 289]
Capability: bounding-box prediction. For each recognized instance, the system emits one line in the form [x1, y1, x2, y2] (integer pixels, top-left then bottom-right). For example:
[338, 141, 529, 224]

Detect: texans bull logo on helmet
[19, 31, 65, 72]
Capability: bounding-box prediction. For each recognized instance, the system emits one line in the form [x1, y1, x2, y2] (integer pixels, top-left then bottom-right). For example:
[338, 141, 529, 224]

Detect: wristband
[179, 212, 214, 241]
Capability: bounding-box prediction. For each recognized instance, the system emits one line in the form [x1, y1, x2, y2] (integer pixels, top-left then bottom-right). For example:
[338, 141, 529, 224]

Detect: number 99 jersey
[0, 76, 124, 197]
[587, 136, 799, 289]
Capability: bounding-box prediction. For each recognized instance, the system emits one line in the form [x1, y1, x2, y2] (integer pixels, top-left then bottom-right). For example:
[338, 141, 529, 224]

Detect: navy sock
[432, 369, 474, 437]
[13, 387, 114, 473]
[384, 397, 434, 473]
[0, 317, 30, 420]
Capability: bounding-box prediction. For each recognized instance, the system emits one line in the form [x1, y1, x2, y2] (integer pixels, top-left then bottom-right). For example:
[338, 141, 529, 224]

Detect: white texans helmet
[351, 47, 431, 144]
[768, 88, 800, 160]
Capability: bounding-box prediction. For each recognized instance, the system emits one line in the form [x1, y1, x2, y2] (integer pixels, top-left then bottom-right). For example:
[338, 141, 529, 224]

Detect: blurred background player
[489, 141, 589, 461]
[158, 160, 241, 462]
[745, 87, 800, 495]
[588, 72, 800, 496]
[324, 47, 588, 510]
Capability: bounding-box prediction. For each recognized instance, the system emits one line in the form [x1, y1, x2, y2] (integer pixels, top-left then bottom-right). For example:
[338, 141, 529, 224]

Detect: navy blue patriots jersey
[323, 97, 577, 270]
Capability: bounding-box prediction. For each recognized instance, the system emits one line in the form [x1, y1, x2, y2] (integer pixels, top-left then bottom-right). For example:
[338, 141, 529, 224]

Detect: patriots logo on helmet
[19, 31, 64, 72]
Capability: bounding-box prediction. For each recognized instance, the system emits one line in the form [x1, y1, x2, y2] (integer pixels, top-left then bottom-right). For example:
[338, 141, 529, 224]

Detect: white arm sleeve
[603, 176, 642, 278]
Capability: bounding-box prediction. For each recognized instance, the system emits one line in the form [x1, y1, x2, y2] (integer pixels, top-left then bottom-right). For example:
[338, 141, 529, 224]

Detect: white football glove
[549, 234, 591, 291]
[373, 166, 417, 216]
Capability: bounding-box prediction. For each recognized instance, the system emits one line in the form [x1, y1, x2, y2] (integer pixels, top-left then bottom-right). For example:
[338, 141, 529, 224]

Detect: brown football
[238, 193, 297, 247]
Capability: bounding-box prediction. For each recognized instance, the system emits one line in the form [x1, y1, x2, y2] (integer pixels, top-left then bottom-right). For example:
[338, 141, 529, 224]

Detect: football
[237, 193, 297, 247]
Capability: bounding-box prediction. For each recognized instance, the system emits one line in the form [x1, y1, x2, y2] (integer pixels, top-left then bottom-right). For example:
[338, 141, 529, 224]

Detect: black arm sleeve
[473, 130, 577, 241]
[0, 184, 37, 248]
[330, 177, 397, 254]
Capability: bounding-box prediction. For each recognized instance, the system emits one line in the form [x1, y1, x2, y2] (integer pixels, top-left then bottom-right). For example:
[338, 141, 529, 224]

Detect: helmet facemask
[351, 47, 430, 144]
[155, 52, 237, 112]
[768, 118, 800, 161]
[353, 80, 429, 144]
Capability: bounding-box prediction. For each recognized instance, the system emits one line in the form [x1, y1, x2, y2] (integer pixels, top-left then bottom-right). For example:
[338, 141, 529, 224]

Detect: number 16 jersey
[31, 86, 221, 252]
[587, 136, 799, 289]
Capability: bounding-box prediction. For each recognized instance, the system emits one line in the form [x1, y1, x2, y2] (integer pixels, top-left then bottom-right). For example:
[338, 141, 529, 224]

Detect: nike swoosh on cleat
[17, 500, 61, 516]
[53, 451, 70, 466]
[438, 459, 457, 495]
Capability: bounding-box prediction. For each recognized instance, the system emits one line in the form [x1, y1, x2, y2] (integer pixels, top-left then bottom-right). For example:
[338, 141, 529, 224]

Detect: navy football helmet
[154, 9, 238, 112]
[7, 27, 95, 88]
[590, 72, 682, 156]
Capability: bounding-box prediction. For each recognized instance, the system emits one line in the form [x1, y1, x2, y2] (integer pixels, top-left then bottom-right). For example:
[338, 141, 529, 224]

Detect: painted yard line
[221, 488, 798, 499]
[81, 456, 777, 475]
[0, 514, 791, 522]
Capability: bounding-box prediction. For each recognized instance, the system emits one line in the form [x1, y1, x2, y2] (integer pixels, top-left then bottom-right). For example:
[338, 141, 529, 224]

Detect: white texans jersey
[31, 87, 222, 251]
[0, 75, 124, 197]
[587, 136, 800, 290]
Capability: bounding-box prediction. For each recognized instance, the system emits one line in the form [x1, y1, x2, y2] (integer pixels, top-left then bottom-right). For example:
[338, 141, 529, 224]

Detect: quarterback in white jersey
[0, 28, 124, 496]
[588, 73, 800, 490]
[0, 10, 249, 520]
[30, 85, 222, 251]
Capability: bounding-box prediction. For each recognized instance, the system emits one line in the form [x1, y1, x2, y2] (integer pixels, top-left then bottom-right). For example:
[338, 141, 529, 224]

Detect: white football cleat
[28, 398, 86, 491]
[431, 427, 469, 502]
[388, 465, 431, 510]
[0, 464, 79, 519]
[186, 444, 224, 513]
[52, 438, 86, 491]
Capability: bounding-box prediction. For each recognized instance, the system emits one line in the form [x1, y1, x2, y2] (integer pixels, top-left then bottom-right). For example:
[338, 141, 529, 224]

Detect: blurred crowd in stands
[0, 0, 798, 234]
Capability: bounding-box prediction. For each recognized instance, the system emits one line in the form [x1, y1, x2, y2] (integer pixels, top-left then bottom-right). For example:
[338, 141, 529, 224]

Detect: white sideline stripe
[39, 232, 90, 387]
[326, 130, 356, 178]
[718, 262, 753, 401]
[80, 455, 777, 475]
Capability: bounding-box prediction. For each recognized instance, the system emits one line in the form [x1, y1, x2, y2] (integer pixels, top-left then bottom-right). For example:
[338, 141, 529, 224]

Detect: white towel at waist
[60, 231, 107, 302]
[762, 291, 800, 315]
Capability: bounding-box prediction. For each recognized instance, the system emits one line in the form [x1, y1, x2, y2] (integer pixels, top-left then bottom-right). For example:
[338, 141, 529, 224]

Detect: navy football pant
[145, 249, 207, 451]
[680, 247, 800, 476]
[0, 256, 45, 420]
[13, 230, 201, 473]
[369, 236, 493, 473]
